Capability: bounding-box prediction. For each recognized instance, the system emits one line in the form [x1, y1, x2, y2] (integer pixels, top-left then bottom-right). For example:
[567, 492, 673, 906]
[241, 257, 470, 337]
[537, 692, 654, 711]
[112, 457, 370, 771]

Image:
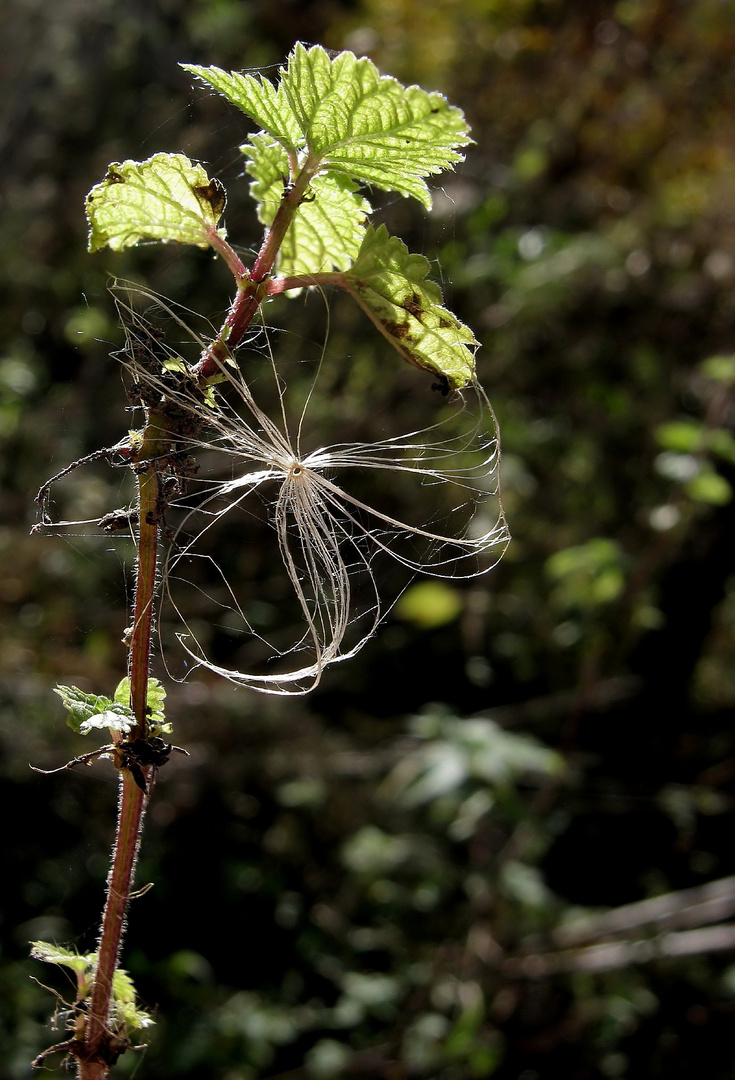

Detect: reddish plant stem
[193, 163, 316, 380]
[208, 229, 248, 280]
[249, 165, 313, 282]
[266, 271, 340, 295]
[80, 775, 148, 1078]
[81, 427, 162, 1076]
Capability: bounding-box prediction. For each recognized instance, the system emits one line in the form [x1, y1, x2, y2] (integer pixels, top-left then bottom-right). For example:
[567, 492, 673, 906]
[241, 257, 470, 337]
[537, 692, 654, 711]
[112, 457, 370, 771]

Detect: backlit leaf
[243, 133, 370, 275]
[30, 941, 93, 976]
[86, 153, 227, 252]
[339, 225, 478, 389]
[79, 711, 135, 736]
[184, 44, 471, 208]
[182, 64, 303, 153]
[31, 943, 154, 1032]
[115, 676, 170, 735]
[54, 684, 134, 735]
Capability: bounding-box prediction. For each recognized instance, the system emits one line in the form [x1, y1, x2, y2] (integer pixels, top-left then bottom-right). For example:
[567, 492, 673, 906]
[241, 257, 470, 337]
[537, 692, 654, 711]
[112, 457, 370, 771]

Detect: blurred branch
[551, 874, 735, 945]
[505, 876, 735, 977]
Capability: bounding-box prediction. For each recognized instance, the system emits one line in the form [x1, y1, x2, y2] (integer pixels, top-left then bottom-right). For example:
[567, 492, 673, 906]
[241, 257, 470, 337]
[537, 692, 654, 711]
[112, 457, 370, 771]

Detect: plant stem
[80, 776, 148, 1078]
[193, 162, 316, 380]
[80, 420, 163, 1076]
[128, 461, 161, 734]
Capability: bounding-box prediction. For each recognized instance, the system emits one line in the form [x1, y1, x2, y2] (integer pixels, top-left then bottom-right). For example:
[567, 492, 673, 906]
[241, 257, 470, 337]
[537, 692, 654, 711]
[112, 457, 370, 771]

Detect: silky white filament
[115, 283, 510, 695]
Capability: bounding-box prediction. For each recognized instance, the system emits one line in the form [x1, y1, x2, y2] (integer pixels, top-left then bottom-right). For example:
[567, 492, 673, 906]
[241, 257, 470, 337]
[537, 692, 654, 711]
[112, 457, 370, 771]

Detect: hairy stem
[80, 421, 162, 1076]
[193, 163, 316, 380]
[80, 776, 148, 1078]
[128, 463, 161, 733]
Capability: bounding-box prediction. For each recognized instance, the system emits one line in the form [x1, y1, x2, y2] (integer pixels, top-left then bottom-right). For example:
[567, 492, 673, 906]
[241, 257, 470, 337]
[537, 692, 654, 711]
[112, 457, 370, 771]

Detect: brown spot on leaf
[193, 177, 227, 218]
[403, 292, 424, 318]
[384, 320, 411, 340]
[105, 167, 124, 184]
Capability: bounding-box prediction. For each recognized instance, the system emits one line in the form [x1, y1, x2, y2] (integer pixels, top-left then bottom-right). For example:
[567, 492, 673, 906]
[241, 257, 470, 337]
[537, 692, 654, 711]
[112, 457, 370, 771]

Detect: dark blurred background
[4, 0, 735, 1077]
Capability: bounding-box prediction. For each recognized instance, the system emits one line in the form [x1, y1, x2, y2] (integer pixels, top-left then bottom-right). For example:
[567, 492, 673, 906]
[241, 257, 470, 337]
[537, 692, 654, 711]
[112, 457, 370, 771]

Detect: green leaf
[113, 969, 155, 1031]
[655, 419, 704, 453]
[86, 153, 227, 253]
[30, 941, 94, 976]
[546, 538, 625, 610]
[183, 64, 303, 154]
[339, 225, 478, 389]
[701, 354, 735, 384]
[115, 676, 170, 735]
[54, 684, 134, 735]
[685, 469, 733, 505]
[394, 581, 463, 629]
[242, 133, 371, 275]
[79, 711, 135, 736]
[184, 43, 471, 209]
[656, 420, 735, 468]
[31, 943, 154, 1033]
[708, 428, 735, 466]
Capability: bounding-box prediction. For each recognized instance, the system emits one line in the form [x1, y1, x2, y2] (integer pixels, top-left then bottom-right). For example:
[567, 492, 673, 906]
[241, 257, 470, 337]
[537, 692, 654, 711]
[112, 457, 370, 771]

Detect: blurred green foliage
[5, 0, 735, 1077]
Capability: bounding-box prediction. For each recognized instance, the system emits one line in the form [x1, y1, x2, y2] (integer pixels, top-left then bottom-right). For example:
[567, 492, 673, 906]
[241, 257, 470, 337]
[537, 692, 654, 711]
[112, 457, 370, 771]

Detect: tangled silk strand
[118, 285, 510, 695]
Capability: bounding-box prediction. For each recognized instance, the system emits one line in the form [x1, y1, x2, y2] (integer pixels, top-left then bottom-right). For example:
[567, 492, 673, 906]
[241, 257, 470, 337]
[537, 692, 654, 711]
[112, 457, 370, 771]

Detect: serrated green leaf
[114, 676, 170, 736]
[275, 174, 370, 276]
[339, 225, 478, 389]
[185, 44, 471, 209]
[113, 969, 155, 1030]
[30, 941, 94, 975]
[79, 711, 135, 736]
[183, 64, 304, 153]
[86, 153, 227, 253]
[242, 132, 291, 214]
[31, 943, 154, 1032]
[117, 996, 155, 1032]
[54, 684, 134, 735]
[285, 44, 470, 207]
[242, 133, 370, 274]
